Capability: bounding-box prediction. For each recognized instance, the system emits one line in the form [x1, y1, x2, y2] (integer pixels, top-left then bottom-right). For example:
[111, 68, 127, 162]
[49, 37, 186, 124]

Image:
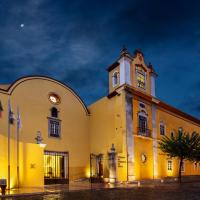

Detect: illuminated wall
[0, 76, 90, 187]
[89, 90, 128, 182]
[0, 134, 44, 188]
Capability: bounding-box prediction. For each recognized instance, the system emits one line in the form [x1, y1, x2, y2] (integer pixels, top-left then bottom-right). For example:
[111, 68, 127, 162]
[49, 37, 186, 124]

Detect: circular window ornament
[141, 154, 147, 163]
[48, 93, 61, 105]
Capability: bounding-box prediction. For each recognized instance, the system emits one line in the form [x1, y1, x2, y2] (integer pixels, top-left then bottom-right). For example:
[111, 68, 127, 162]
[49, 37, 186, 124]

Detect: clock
[141, 154, 147, 163]
[48, 93, 61, 105]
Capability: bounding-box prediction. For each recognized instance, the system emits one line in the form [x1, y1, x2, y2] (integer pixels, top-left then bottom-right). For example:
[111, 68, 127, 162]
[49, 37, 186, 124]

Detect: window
[194, 162, 198, 171]
[136, 66, 146, 89]
[139, 102, 146, 109]
[178, 127, 183, 132]
[112, 71, 119, 87]
[49, 118, 61, 138]
[51, 107, 58, 118]
[160, 122, 165, 136]
[181, 161, 185, 172]
[44, 151, 68, 184]
[138, 115, 147, 134]
[167, 160, 172, 171]
[48, 93, 61, 105]
[171, 131, 174, 138]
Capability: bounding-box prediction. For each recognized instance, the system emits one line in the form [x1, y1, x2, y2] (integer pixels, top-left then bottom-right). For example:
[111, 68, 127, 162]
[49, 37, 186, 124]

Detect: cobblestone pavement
[1, 182, 200, 200]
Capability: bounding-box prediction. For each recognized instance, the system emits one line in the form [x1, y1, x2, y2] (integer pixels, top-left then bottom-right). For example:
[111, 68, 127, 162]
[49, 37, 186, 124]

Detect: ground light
[0, 179, 6, 195]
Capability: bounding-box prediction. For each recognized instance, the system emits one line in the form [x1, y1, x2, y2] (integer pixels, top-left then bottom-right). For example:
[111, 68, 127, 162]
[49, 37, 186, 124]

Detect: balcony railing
[137, 127, 151, 137]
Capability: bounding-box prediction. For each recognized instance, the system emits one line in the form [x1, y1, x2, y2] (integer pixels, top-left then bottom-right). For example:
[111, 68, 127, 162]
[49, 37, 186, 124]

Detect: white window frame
[167, 160, 173, 171]
[159, 122, 166, 136]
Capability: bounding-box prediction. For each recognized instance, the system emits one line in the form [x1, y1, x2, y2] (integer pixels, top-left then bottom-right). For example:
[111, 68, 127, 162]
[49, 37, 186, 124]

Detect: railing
[137, 127, 152, 137]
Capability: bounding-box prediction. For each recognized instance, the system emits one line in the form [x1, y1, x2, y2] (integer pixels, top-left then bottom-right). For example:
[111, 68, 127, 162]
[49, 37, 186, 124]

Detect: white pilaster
[119, 57, 131, 85]
[151, 76, 156, 97]
[125, 93, 135, 181]
[152, 104, 158, 178]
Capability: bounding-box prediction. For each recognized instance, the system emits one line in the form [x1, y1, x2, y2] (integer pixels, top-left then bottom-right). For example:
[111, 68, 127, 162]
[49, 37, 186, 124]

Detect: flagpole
[17, 106, 20, 188]
[8, 98, 11, 190]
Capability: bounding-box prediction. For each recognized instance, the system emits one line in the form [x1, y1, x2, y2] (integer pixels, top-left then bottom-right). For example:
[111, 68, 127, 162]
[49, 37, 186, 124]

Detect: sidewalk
[0, 181, 139, 198]
[1, 177, 200, 198]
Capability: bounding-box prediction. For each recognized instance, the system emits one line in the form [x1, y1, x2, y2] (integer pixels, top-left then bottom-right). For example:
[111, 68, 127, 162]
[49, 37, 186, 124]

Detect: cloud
[0, 0, 200, 111]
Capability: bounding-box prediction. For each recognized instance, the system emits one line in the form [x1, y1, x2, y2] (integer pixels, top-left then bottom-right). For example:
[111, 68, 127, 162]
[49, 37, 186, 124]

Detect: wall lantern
[35, 131, 46, 148]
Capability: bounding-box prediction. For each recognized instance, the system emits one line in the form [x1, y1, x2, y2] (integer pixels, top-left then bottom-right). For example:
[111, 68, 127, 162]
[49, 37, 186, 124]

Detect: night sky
[0, 0, 200, 118]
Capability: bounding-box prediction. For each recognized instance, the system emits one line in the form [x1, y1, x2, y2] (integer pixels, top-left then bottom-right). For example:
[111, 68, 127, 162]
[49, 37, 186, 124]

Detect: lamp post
[108, 144, 117, 183]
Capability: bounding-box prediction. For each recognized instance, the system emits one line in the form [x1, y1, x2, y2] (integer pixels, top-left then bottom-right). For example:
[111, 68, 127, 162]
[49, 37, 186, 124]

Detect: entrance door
[44, 151, 69, 184]
[90, 154, 104, 183]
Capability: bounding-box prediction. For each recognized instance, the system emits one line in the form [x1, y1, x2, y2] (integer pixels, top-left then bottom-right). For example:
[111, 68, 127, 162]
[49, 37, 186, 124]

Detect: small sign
[118, 156, 126, 168]
[30, 164, 36, 169]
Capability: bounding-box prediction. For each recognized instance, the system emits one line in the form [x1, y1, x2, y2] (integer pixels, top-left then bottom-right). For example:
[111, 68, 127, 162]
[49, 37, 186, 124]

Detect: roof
[107, 84, 200, 126]
[106, 48, 157, 75]
[0, 75, 90, 115]
[107, 61, 119, 72]
[0, 84, 10, 90]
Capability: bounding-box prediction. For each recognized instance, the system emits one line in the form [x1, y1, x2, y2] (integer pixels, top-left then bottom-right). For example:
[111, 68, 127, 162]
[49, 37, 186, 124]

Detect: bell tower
[107, 47, 157, 97]
[107, 47, 132, 94]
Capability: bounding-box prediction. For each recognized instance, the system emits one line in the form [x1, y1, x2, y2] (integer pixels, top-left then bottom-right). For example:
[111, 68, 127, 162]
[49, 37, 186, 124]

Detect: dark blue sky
[0, 0, 200, 118]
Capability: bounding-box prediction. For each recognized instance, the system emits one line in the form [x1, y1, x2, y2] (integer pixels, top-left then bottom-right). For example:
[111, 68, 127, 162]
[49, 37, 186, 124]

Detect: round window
[48, 93, 61, 105]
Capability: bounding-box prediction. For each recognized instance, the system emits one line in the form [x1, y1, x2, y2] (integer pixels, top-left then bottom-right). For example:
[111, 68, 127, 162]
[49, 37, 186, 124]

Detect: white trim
[119, 57, 131, 85]
[151, 76, 156, 97]
[152, 105, 158, 178]
[125, 93, 135, 181]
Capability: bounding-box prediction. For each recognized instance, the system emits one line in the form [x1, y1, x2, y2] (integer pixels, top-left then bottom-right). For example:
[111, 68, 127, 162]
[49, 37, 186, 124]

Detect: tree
[159, 129, 200, 183]
[188, 132, 200, 163]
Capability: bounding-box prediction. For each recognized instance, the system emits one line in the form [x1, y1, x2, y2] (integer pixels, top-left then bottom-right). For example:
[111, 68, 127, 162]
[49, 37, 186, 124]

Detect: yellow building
[89, 48, 200, 182]
[0, 48, 200, 188]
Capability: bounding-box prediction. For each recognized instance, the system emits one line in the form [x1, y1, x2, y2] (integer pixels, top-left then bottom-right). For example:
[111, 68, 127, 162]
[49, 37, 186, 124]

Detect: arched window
[112, 71, 119, 87]
[138, 108, 148, 136]
[160, 121, 166, 136]
[171, 131, 175, 138]
[51, 107, 58, 118]
[136, 66, 146, 89]
[49, 107, 61, 138]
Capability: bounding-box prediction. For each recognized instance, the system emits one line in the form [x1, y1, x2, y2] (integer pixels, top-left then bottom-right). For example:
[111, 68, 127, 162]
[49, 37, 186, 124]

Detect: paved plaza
[1, 181, 200, 200]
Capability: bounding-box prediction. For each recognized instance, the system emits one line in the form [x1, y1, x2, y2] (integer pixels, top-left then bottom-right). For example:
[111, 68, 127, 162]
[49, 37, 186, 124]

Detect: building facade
[0, 48, 200, 188]
[89, 48, 200, 182]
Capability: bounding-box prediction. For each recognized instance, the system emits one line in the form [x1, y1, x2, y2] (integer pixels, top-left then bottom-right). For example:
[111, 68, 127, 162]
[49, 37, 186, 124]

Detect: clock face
[48, 93, 61, 105]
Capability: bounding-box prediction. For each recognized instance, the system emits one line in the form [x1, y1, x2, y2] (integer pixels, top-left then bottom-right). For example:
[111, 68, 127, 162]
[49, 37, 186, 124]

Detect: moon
[20, 24, 24, 28]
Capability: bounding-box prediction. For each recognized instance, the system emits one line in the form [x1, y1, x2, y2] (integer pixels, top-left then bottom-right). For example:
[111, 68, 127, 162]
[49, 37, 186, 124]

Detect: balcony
[137, 127, 151, 137]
